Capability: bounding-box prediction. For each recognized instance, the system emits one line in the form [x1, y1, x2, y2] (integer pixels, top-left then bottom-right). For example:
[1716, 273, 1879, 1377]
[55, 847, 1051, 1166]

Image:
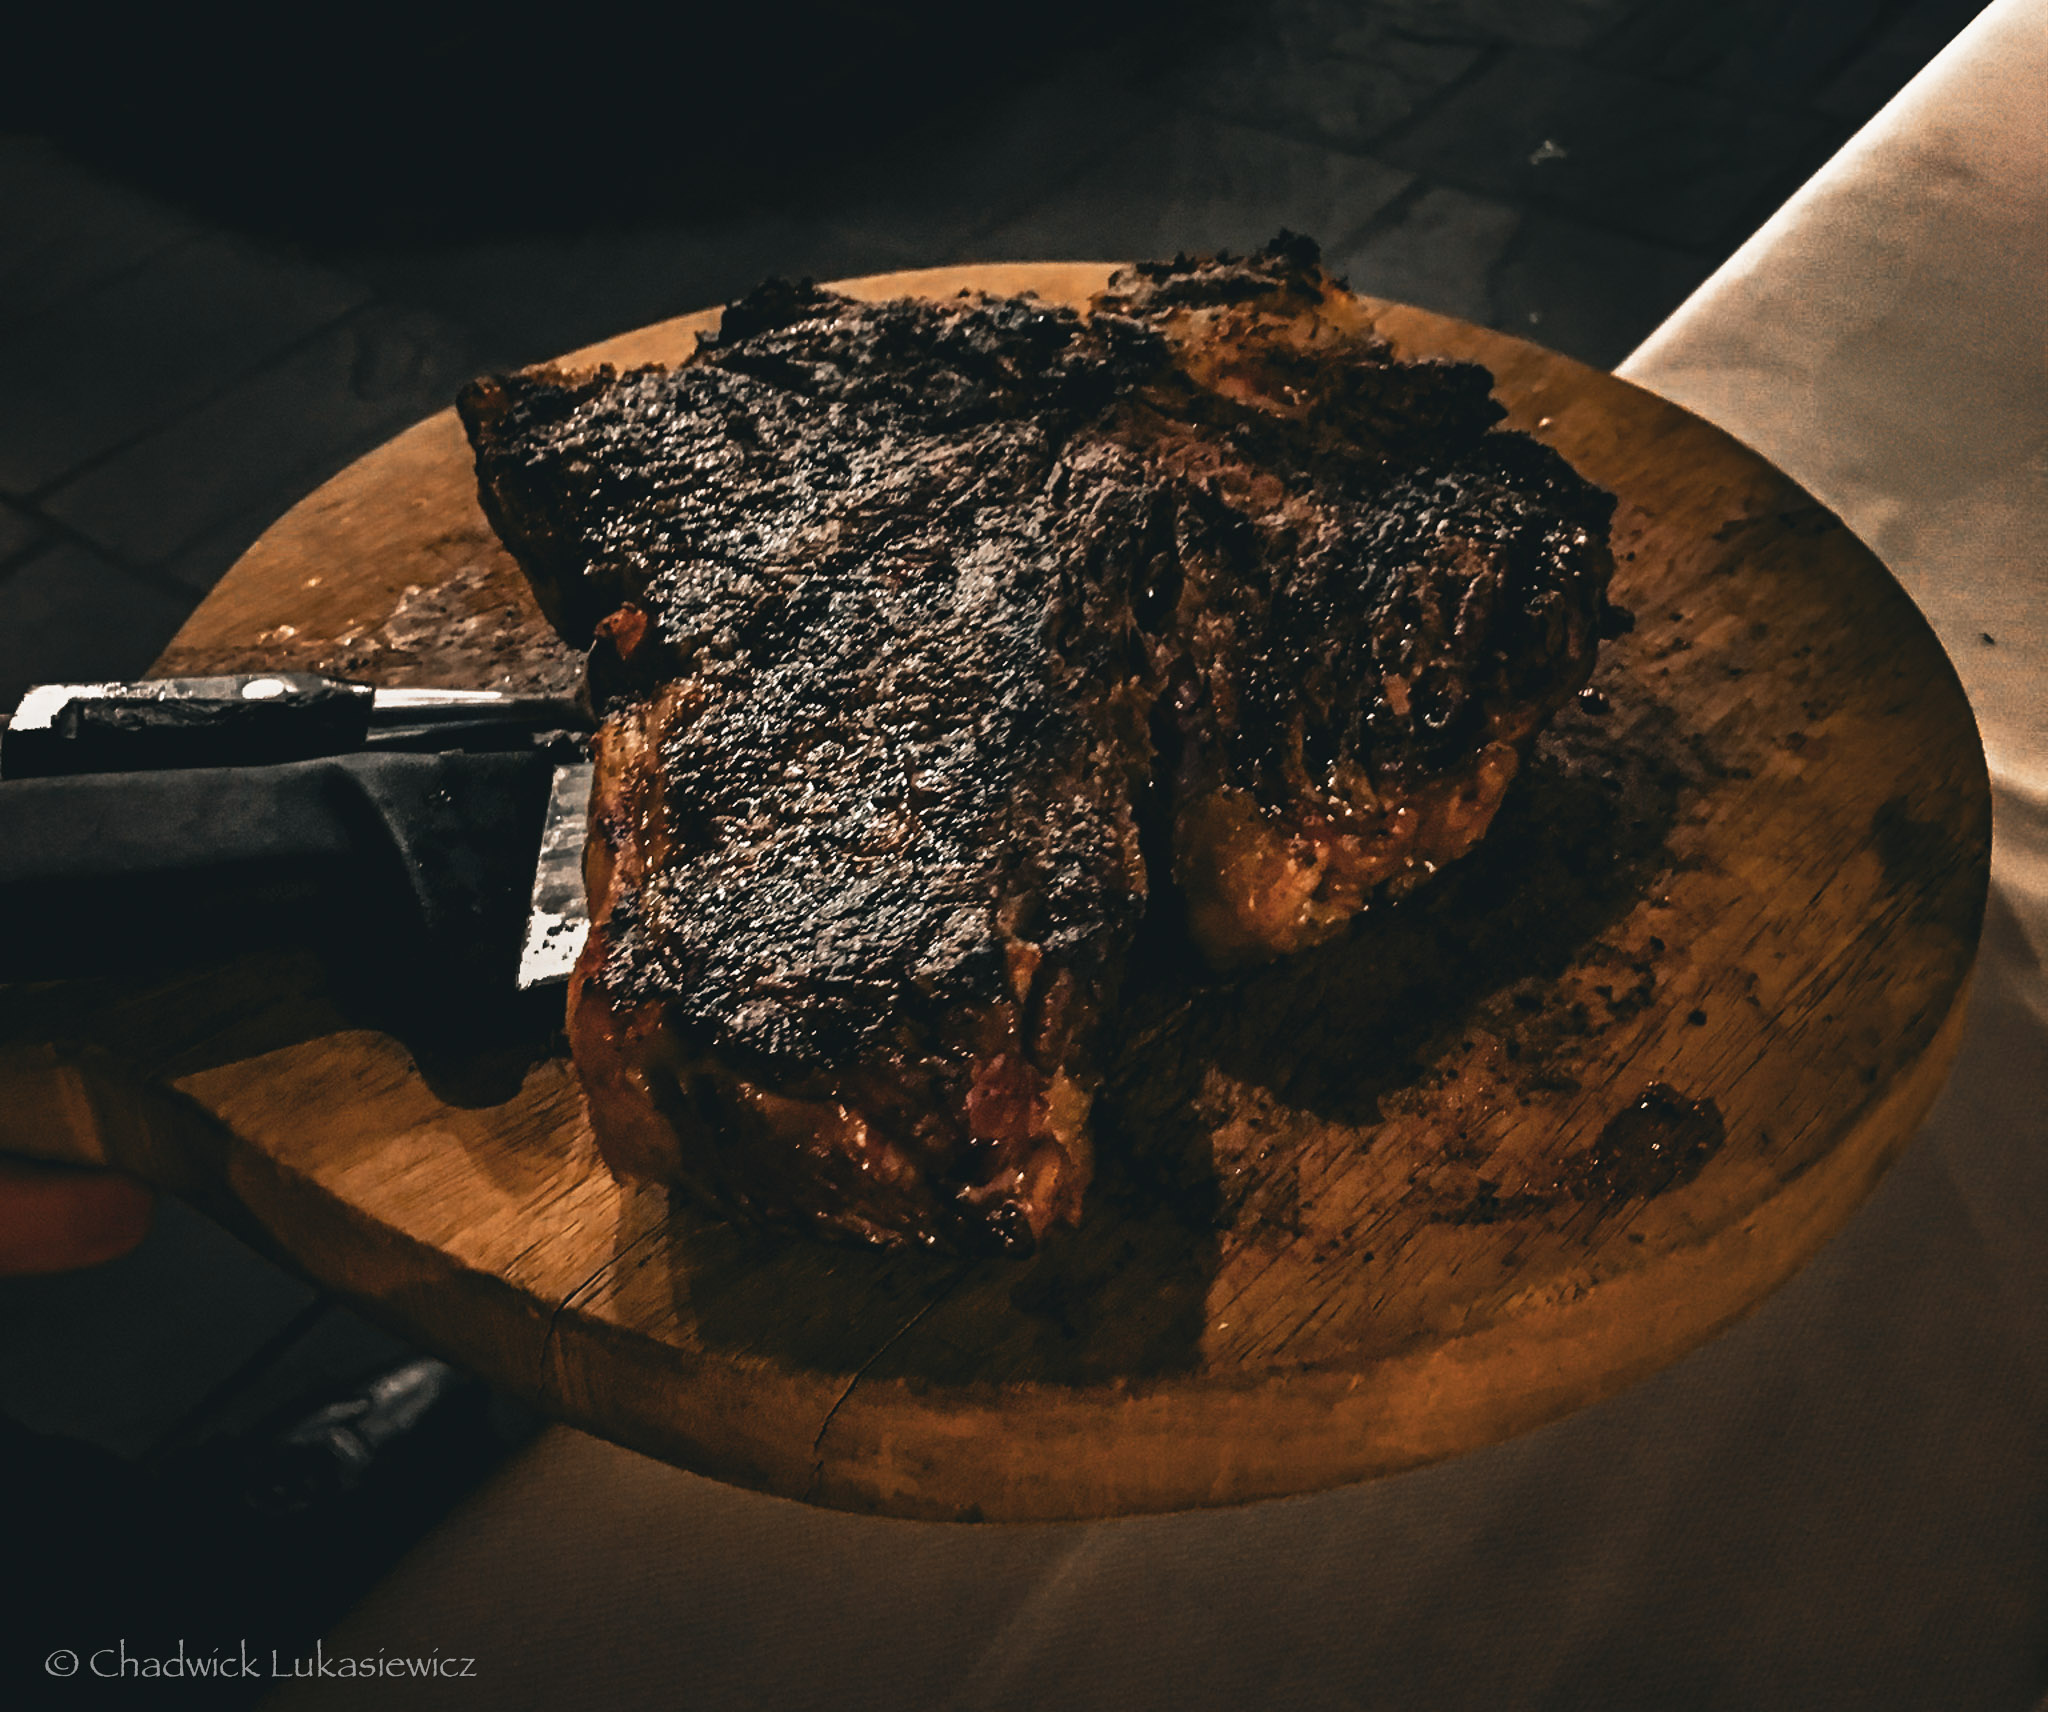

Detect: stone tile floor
[0, 0, 1988, 1680]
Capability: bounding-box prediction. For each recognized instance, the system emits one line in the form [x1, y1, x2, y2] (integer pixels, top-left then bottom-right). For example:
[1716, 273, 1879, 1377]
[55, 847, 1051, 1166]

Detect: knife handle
[1, 673, 376, 778]
[0, 749, 554, 994]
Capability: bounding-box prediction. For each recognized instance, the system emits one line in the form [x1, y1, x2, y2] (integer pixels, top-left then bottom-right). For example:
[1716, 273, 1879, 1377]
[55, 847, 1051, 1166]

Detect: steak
[458, 236, 1619, 1254]
[1092, 248, 1618, 961]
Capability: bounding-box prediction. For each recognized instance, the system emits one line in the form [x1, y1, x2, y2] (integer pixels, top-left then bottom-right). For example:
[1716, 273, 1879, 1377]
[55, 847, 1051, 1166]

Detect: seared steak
[458, 236, 1618, 1253]
[1095, 245, 1617, 961]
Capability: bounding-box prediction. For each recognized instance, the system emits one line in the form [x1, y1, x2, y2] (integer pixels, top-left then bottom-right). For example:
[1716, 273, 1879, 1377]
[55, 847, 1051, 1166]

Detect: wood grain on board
[0, 266, 1989, 1521]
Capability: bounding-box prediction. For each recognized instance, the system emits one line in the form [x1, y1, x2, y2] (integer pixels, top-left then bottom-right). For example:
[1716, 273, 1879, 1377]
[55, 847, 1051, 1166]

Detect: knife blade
[519, 760, 596, 991]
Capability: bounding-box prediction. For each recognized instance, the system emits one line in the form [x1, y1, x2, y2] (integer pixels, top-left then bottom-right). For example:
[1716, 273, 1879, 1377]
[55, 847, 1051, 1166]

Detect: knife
[0, 675, 596, 998]
[1, 672, 587, 775]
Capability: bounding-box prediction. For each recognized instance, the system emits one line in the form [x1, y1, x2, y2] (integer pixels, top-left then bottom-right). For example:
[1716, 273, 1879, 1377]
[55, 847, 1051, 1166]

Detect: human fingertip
[0, 1161, 156, 1276]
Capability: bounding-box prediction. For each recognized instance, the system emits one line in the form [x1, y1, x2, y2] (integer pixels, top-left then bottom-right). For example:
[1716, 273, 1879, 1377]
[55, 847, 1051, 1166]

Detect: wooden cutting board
[0, 265, 1989, 1522]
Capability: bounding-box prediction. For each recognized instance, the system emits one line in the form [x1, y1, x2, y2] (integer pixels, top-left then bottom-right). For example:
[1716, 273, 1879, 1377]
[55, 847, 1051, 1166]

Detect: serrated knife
[0, 674, 595, 995]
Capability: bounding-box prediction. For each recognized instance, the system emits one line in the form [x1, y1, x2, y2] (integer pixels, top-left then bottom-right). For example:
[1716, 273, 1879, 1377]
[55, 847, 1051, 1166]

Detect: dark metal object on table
[239, 1356, 533, 1518]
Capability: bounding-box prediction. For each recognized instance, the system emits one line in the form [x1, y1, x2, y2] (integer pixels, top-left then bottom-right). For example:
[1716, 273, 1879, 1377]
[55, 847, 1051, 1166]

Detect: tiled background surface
[0, 0, 1988, 1682]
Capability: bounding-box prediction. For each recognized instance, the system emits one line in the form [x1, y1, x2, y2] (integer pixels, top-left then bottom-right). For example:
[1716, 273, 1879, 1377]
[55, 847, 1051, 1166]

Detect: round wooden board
[2, 266, 1989, 1522]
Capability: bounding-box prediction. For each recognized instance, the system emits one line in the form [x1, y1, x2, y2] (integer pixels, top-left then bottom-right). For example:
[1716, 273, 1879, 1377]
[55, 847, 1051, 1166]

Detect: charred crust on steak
[1091, 236, 1617, 961]
[458, 234, 1620, 1251]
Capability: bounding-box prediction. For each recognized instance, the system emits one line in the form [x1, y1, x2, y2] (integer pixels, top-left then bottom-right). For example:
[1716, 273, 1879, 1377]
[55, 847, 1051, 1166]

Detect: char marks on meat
[458, 236, 1619, 1254]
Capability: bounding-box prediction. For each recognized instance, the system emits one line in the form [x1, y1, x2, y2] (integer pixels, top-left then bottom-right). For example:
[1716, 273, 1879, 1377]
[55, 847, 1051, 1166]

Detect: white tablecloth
[272, 3, 2048, 1704]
